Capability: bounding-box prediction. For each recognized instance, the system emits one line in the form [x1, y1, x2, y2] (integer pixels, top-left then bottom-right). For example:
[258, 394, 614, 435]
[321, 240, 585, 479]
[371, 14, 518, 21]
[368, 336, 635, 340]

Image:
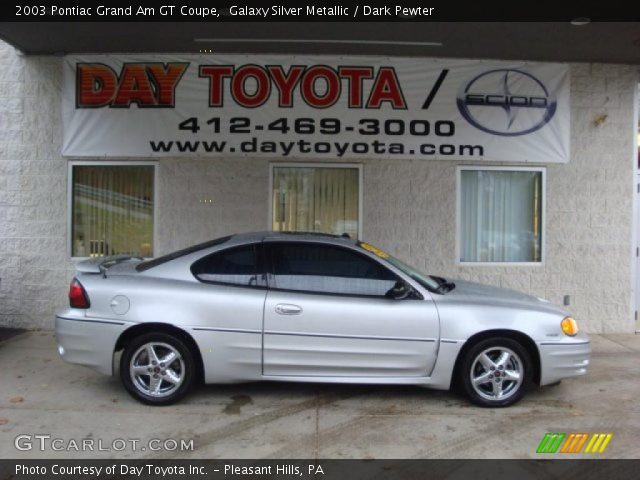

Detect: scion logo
[457, 69, 557, 136]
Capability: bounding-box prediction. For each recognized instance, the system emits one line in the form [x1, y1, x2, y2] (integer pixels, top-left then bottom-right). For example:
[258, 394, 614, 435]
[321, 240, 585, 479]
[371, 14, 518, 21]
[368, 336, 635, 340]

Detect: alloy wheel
[129, 342, 185, 398]
[469, 346, 523, 401]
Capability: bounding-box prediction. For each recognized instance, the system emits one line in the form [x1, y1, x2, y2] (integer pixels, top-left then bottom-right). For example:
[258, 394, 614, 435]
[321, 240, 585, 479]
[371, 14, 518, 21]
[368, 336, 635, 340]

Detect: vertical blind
[460, 169, 542, 263]
[272, 167, 359, 239]
[72, 165, 154, 257]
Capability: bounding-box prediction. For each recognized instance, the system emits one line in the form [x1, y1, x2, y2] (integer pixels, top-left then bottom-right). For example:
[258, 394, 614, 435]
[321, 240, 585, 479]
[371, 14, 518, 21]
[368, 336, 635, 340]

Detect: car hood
[441, 279, 569, 315]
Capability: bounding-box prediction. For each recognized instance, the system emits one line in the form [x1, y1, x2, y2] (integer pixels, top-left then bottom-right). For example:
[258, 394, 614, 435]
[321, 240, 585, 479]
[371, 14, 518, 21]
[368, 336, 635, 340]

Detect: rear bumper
[538, 339, 590, 385]
[55, 312, 130, 376]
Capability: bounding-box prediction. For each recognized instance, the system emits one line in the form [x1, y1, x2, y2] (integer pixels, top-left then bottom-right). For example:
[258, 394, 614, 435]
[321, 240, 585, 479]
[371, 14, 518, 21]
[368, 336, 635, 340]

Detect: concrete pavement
[0, 331, 638, 459]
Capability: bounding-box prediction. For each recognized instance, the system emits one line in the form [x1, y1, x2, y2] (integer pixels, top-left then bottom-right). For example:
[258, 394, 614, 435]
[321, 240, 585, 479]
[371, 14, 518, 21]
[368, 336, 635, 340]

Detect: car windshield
[357, 242, 443, 291]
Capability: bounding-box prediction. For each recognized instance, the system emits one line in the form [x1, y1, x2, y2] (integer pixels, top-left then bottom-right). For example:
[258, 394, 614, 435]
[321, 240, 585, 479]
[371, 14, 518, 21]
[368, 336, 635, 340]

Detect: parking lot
[0, 331, 638, 459]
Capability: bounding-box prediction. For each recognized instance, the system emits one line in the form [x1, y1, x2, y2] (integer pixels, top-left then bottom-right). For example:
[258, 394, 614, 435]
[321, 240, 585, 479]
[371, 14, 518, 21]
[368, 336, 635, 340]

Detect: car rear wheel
[120, 332, 195, 405]
[458, 337, 532, 407]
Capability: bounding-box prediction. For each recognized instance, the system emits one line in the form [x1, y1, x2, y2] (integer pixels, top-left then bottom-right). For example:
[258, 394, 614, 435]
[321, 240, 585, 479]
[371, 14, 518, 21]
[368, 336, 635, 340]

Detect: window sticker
[358, 242, 390, 259]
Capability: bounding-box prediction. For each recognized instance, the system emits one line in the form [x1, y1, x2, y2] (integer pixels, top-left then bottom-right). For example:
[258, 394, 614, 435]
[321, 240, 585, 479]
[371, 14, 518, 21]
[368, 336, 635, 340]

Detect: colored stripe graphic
[560, 433, 589, 453]
[584, 433, 613, 454]
[537, 433, 566, 453]
[538, 433, 613, 454]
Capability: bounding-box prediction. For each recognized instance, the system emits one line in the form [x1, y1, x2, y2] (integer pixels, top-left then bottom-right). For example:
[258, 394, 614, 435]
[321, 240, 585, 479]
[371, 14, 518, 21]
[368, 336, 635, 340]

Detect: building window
[71, 164, 155, 258]
[458, 167, 544, 264]
[271, 164, 361, 239]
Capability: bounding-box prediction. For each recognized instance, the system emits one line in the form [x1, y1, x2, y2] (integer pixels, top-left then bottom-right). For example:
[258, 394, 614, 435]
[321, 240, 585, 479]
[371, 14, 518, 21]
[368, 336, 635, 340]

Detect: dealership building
[0, 22, 638, 333]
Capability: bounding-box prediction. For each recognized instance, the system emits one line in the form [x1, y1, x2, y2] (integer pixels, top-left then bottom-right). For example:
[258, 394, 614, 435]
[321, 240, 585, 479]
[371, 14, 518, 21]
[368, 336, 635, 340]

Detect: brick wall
[0, 41, 637, 332]
[0, 45, 72, 330]
[360, 63, 639, 333]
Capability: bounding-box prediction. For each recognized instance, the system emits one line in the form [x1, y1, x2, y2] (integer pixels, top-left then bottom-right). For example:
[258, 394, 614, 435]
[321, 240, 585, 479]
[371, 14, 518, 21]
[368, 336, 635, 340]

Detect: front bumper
[55, 312, 130, 376]
[538, 337, 590, 385]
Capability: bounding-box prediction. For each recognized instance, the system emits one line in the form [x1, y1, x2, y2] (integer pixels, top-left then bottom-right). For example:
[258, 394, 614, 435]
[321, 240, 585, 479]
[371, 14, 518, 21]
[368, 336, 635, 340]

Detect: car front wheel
[459, 337, 533, 407]
[120, 332, 195, 405]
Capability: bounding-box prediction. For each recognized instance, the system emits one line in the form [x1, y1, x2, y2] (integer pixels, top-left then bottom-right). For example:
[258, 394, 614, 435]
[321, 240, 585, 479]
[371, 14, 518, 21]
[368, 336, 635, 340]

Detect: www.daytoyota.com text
[149, 116, 484, 157]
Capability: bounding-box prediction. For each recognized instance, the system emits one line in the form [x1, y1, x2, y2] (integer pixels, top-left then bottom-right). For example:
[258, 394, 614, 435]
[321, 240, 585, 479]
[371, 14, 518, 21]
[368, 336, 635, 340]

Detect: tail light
[69, 278, 90, 309]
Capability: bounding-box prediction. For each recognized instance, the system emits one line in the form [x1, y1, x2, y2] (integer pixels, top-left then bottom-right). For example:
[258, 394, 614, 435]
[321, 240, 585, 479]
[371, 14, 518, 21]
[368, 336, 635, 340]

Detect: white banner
[62, 55, 570, 162]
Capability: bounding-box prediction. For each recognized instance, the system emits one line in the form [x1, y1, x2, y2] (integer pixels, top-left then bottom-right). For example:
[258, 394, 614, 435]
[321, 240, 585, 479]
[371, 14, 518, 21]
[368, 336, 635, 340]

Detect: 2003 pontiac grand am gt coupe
[55, 232, 589, 407]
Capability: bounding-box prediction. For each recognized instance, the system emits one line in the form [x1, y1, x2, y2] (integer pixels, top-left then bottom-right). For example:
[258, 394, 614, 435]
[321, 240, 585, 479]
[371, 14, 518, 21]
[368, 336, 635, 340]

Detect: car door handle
[275, 304, 303, 315]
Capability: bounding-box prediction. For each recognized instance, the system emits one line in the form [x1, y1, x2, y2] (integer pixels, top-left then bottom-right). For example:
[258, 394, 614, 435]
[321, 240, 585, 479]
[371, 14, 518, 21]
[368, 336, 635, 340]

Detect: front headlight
[561, 316, 579, 336]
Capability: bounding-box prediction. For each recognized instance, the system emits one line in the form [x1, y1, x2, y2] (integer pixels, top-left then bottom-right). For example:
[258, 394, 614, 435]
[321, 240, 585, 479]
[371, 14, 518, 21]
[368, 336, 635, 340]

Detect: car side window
[269, 242, 399, 297]
[191, 244, 260, 287]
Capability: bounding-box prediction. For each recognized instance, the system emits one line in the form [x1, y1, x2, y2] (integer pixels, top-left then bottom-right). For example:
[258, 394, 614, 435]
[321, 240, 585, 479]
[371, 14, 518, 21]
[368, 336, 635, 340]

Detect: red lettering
[147, 63, 188, 106]
[199, 65, 233, 107]
[301, 66, 340, 108]
[77, 62, 408, 110]
[339, 67, 374, 108]
[112, 65, 157, 107]
[76, 64, 118, 107]
[366, 67, 406, 109]
[231, 65, 271, 108]
[268, 65, 304, 107]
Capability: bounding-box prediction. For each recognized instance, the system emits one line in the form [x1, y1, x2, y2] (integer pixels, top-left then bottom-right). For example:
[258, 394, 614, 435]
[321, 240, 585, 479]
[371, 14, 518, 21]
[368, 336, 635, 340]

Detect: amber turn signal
[561, 317, 579, 336]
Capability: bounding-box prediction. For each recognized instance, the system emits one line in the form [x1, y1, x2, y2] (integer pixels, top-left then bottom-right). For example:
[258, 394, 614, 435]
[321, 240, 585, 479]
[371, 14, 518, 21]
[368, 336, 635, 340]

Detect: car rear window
[136, 235, 232, 272]
[191, 244, 259, 287]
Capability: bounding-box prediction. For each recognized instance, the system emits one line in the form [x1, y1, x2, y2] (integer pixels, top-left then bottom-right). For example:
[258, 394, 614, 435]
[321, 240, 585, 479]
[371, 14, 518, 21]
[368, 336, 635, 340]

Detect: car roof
[136, 231, 357, 272]
[239, 230, 356, 244]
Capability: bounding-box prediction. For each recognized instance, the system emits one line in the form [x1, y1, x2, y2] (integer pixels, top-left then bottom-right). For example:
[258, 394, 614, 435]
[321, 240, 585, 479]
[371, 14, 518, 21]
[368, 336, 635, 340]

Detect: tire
[120, 332, 195, 406]
[458, 337, 533, 408]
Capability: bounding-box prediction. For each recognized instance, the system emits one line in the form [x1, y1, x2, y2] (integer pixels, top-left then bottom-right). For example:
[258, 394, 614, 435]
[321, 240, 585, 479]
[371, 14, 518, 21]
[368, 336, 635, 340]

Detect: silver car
[55, 232, 589, 407]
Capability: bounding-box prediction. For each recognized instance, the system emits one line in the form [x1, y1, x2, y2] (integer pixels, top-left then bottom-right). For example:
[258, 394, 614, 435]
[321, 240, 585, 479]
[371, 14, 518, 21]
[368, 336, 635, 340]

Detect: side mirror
[385, 280, 412, 300]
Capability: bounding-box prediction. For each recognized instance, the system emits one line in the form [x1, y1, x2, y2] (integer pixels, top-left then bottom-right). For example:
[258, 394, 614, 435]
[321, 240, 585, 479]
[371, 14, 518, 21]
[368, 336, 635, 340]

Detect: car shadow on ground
[186, 379, 560, 411]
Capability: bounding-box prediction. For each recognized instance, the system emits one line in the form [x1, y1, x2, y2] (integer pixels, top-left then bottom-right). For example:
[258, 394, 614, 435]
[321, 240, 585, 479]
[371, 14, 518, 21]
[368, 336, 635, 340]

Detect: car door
[188, 242, 267, 381]
[262, 241, 440, 378]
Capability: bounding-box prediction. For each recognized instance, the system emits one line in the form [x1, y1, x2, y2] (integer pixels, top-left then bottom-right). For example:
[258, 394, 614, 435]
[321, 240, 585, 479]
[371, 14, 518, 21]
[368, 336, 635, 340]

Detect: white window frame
[67, 160, 159, 261]
[268, 163, 364, 239]
[456, 165, 546, 266]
